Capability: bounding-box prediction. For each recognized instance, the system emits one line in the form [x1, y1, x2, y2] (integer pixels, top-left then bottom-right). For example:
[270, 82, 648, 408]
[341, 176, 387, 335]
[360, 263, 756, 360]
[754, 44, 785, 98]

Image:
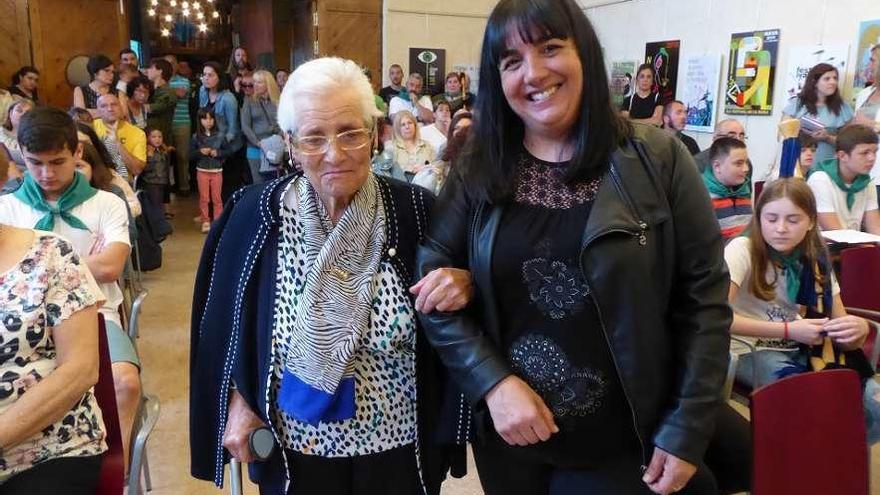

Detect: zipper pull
[638, 222, 648, 246]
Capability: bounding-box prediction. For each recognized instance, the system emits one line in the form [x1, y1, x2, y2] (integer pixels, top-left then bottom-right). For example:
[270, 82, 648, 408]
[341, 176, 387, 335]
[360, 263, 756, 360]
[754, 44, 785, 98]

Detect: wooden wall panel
[0, 0, 32, 88]
[28, 0, 129, 108]
[317, 0, 382, 91]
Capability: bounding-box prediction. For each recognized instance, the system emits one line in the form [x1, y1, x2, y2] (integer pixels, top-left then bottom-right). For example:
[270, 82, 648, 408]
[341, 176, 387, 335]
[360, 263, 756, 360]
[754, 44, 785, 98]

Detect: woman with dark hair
[73, 55, 116, 117]
[1, 99, 34, 169]
[415, 0, 745, 493]
[126, 76, 153, 130]
[75, 123, 142, 218]
[413, 111, 473, 194]
[8, 66, 40, 103]
[620, 63, 663, 126]
[199, 61, 242, 196]
[782, 63, 854, 164]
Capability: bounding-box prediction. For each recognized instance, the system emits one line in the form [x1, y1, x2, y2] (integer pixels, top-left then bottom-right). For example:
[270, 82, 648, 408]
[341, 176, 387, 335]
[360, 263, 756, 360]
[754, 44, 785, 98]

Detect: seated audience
[125, 75, 152, 130]
[389, 73, 434, 124]
[371, 118, 406, 181]
[620, 63, 662, 126]
[795, 135, 818, 178]
[93, 93, 147, 179]
[782, 63, 854, 164]
[8, 66, 40, 104]
[702, 137, 753, 242]
[413, 111, 472, 195]
[693, 118, 750, 172]
[73, 54, 116, 118]
[77, 123, 142, 219]
[1, 99, 34, 170]
[0, 166, 106, 491]
[807, 124, 880, 233]
[0, 107, 141, 469]
[388, 110, 435, 180]
[726, 178, 879, 444]
[240, 69, 281, 185]
[432, 71, 474, 114]
[0, 140, 20, 194]
[379, 63, 404, 105]
[662, 100, 700, 155]
[420, 100, 452, 156]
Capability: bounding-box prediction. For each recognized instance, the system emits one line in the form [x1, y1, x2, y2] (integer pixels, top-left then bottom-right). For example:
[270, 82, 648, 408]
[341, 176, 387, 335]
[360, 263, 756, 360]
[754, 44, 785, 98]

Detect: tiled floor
[136, 196, 878, 494]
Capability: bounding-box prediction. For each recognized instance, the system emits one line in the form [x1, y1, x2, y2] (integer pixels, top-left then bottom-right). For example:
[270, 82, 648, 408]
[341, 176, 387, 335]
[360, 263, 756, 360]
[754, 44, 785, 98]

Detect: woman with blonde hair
[389, 110, 434, 180]
[241, 69, 282, 184]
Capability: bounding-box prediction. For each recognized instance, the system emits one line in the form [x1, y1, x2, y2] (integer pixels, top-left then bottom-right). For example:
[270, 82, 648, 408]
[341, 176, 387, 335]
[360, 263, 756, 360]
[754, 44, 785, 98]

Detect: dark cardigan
[189, 173, 458, 493]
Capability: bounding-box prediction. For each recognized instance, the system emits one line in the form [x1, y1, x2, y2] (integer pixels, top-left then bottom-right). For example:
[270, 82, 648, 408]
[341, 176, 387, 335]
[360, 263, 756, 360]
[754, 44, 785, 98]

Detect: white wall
[383, 0, 880, 178]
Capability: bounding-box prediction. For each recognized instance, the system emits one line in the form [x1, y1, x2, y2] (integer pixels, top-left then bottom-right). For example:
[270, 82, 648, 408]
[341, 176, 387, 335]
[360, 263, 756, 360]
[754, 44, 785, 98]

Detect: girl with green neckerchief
[724, 179, 880, 445]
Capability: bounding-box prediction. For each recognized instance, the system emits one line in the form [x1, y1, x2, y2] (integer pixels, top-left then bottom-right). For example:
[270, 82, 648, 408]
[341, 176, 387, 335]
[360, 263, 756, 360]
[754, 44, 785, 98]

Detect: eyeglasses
[241, 83, 254, 88]
[716, 132, 748, 141]
[292, 128, 372, 155]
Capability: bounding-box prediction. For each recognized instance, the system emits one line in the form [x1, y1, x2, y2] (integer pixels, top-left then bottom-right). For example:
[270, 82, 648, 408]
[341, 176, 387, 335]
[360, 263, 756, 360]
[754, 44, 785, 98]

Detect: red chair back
[751, 369, 868, 495]
[839, 245, 880, 311]
[94, 315, 125, 494]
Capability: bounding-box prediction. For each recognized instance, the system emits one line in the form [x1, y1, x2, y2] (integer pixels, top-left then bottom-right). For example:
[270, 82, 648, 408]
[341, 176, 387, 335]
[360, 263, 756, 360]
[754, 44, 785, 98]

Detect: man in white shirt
[807, 124, 880, 234]
[388, 73, 434, 124]
[0, 107, 142, 468]
[419, 100, 451, 156]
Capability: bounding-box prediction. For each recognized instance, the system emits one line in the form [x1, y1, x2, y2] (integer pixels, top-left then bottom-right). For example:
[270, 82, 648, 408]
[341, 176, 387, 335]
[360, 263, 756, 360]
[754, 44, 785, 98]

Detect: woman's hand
[824, 315, 868, 350]
[200, 147, 212, 156]
[409, 268, 473, 313]
[788, 318, 828, 345]
[222, 389, 267, 463]
[484, 375, 558, 446]
[642, 447, 698, 494]
[810, 129, 832, 143]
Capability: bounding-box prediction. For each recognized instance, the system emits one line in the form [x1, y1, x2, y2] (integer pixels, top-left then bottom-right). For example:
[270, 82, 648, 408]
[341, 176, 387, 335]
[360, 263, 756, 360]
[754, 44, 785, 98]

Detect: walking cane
[229, 427, 275, 495]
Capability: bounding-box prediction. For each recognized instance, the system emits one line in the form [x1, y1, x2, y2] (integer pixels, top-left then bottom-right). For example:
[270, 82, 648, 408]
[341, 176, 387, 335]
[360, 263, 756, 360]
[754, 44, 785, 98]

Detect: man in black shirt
[662, 100, 701, 155]
[379, 64, 405, 105]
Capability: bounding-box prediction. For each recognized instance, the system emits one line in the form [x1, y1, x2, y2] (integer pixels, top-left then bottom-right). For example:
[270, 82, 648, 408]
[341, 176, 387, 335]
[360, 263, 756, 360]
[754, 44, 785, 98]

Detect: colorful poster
[682, 54, 721, 133]
[725, 29, 780, 116]
[610, 60, 637, 108]
[409, 48, 446, 95]
[783, 44, 848, 100]
[853, 19, 880, 93]
[644, 40, 681, 105]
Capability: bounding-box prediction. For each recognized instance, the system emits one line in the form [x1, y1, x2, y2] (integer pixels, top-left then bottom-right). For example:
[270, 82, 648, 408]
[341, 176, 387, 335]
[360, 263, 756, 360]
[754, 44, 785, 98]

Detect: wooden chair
[839, 245, 880, 312]
[94, 315, 125, 495]
[751, 369, 869, 495]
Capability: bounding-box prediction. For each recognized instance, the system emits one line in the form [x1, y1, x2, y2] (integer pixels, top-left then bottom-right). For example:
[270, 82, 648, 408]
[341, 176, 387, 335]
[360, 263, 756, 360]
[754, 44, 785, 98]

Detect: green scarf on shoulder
[701, 166, 751, 199]
[813, 159, 871, 211]
[13, 172, 97, 231]
[769, 248, 803, 302]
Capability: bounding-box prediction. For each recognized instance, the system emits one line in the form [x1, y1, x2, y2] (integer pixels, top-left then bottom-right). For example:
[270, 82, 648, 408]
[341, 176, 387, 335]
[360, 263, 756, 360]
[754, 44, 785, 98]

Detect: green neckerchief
[13, 172, 97, 231]
[769, 247, 803, 302]
[701, 165, 751, 199]
[397, 90, 412, 103]
[814, 159, 871, 211]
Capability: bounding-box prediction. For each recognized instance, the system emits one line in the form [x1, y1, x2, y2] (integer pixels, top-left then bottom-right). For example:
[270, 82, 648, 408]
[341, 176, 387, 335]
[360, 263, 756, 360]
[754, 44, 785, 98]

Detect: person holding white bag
[241, 69, 282, 184]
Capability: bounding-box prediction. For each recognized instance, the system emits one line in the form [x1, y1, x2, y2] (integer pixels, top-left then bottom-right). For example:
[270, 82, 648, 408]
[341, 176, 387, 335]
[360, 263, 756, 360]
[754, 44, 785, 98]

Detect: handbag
[256, 99, 285, 173]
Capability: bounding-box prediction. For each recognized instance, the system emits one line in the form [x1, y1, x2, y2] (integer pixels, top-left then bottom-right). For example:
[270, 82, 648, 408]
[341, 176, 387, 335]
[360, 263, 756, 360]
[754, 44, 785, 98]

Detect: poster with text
[610, 60, 637, 108]
[725, 29, 780, 116]
[409, 48, 446, 96]
[682, 54, 721, 133]
[783, 44, 848, 100]
[644, 40, 681, 105]
[854, 19, 880, 93]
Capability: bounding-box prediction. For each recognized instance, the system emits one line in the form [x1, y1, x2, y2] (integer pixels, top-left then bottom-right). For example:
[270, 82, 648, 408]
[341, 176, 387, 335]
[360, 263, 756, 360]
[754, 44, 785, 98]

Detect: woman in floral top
[0, 210, 107, 492]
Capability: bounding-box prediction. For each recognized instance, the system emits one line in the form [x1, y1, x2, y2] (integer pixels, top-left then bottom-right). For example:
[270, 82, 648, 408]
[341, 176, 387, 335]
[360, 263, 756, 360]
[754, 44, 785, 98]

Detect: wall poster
[725, 29, 780, 116]
[610, 60, 637, 108]
[853, 19, 880, 93]
[644, 40, 681, 105]
[409, 48, 446, 96]
[682, 54, 721, 133]
[783, 44, 848, 100]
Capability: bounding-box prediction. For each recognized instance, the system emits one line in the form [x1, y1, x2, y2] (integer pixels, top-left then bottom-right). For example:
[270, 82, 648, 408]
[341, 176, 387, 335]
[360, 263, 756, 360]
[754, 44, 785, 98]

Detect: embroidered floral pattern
[522, 257, 590, 320]
[514, 153, 601, 209]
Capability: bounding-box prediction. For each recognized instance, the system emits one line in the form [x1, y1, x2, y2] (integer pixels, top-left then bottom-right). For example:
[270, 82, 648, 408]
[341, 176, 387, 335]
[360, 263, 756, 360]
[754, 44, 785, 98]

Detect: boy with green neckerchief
[702, 137, 753, 242]
[807, 124, 880, 234]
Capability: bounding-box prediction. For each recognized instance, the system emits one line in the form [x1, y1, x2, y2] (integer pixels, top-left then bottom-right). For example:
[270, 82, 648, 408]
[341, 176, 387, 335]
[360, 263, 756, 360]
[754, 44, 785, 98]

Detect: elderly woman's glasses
[292, 128, 372, 155]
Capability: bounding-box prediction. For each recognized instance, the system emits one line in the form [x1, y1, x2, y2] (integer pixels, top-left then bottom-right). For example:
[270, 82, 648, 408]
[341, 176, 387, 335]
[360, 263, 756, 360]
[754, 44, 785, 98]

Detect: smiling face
[292, 90, 371, 207]
[253, 73, 268, 96]
[712, 147, 749, 187]
[760, 197, 814, 255]
[499, 30, 583, 143]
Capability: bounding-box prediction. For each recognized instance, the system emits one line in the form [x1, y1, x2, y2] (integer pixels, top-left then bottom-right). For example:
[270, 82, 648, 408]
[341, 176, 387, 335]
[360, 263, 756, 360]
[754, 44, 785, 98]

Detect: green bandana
[397, 90, 412, 102]
[701, 166, 751, 199]
[769, 248, 803, 303]
[13, 172, 97, 231]
[813, 159, 871, 211]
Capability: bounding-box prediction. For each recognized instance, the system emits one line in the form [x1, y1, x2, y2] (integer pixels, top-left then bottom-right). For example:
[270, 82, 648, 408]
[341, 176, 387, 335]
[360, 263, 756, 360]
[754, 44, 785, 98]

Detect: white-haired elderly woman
[189, 57, 473, 494]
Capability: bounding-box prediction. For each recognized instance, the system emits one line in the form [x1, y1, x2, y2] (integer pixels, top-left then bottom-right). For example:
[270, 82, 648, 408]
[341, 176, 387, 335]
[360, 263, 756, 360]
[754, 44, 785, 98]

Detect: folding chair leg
[144, 446, 153, 491]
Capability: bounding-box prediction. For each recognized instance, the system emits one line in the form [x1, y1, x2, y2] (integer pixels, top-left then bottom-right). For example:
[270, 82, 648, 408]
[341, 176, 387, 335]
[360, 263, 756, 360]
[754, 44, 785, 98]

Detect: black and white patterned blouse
[0, 233, 107, 482]
[269, 200, 418, 457]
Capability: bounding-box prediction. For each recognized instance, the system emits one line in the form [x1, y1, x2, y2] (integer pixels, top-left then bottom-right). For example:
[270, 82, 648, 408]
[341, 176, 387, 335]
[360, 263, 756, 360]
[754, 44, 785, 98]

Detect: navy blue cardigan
[189, 173, 458, 493]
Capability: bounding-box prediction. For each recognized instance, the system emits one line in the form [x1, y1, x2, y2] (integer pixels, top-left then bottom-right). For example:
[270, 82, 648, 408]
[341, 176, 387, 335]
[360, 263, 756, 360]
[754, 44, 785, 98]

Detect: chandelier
[147, 0, 222, 37]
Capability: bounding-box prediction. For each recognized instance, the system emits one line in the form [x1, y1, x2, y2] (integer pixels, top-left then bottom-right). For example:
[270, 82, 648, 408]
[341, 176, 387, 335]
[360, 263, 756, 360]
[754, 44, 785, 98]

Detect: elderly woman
[388, 110, 435, 180]
[0, 157, 107, 492]
[241, 69, 282, 184]
[432, 72, 475, 115]
[190, 57, 471, 494]
[415, 1, 748, 494]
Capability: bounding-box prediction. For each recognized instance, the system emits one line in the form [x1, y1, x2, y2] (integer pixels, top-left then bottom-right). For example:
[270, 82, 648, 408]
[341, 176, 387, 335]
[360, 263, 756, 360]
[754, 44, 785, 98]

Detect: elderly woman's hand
[642, 447, 698, 494]
[410, 268, 474, 313]
[222, 389, 268, 463]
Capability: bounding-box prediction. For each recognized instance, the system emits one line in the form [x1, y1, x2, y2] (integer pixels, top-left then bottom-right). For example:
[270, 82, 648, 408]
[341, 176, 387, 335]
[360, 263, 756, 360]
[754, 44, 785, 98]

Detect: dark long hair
[203, 61, 231, 93]
[12, 66, 39, 85]
[76, 122, 115, 191]
[196, 108, 217, 136]
[460, 0, 630, 202]
[797, 63, 844, 116]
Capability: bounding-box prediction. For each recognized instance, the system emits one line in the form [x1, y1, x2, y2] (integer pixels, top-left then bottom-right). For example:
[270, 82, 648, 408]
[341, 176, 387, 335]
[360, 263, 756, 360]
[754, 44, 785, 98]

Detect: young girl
[190, 108, 229, 233]
[143, 127, 172, 216]
[726, 178, 880, 443]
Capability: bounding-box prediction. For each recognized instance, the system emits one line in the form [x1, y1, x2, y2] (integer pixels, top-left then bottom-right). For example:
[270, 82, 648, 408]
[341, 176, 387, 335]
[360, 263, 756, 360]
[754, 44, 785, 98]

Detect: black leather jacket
[415, 124, 732, 466]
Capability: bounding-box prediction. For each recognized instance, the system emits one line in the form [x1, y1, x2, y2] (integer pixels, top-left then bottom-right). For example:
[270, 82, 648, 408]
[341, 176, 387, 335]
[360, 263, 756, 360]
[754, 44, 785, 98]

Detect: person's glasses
[241, 83, 254, 88]
[292, 128, 372, 155]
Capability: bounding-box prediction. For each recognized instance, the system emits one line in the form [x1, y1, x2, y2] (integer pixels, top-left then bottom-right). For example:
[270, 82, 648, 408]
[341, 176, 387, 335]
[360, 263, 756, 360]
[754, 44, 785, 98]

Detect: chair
[753, 180, 765, 202]
[839, 245, 880, 312]
[94, 315, 125, 495]
[751, 369, 869, 495]
[128, 394, 161, 495]
[846, 307, 880, 372]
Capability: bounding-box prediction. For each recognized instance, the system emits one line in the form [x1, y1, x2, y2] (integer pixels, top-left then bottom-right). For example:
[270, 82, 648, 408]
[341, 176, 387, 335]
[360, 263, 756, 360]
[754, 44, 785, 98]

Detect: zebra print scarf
[277, 173, 386, 424]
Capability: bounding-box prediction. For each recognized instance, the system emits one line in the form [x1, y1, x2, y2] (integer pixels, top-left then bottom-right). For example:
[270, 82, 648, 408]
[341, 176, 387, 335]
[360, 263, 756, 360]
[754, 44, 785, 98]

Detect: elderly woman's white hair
[277, 57, 381, 135]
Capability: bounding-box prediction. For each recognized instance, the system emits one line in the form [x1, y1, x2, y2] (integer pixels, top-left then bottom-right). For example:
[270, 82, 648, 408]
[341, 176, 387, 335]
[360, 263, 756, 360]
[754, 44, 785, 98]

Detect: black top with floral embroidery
[490, 151, 634, 467]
